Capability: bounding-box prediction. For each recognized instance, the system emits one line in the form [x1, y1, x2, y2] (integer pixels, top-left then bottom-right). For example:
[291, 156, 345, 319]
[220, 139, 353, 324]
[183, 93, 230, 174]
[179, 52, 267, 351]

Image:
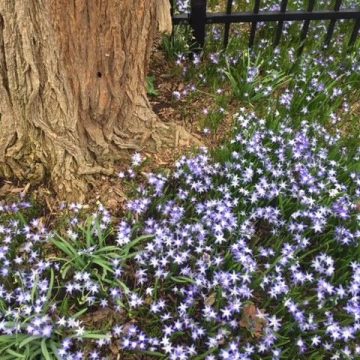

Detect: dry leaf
[82, 308, 113, 324]
[10, 187, 25, 193]
[145, 296, 153, 305]
[240, 303, 267, 338]
[204, 293, 216, 307]
[356, 201, 360, 212]
[22, 183, 31, 196]
[0, 184, 12, 196]
[110, 342, 120, 355]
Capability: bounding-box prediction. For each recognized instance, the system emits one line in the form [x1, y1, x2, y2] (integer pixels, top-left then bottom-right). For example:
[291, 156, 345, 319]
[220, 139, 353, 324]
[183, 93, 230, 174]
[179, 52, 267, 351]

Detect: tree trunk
[0, 0, 191, 201]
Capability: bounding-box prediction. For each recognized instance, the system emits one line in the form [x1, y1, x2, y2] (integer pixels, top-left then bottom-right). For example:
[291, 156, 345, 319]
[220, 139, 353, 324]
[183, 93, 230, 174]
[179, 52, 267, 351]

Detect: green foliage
[146, 76, 159, 97]
[161, 26, 193, 60]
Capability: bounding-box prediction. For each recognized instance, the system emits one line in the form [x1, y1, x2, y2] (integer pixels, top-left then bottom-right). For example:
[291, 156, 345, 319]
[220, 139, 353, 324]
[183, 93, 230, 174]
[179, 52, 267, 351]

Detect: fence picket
[298, 0, 316, 55]
[274, 0, 288, 46]
[190, 0, 207, 49]
[223, 0, 234, 47]
[172, 0, 360, 51]
[324, 0, 342, 46]
[349, 18, 360, 46]
[249, 0, 261, 47]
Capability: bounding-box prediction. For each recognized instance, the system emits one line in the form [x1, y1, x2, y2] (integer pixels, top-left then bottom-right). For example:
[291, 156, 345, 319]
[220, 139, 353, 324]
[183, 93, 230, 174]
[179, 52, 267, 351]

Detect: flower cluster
[1, 0, 359, 357]
[0, 202, 119, 359]
[1, 111, 359, 360]
[111, 110, 359, 359]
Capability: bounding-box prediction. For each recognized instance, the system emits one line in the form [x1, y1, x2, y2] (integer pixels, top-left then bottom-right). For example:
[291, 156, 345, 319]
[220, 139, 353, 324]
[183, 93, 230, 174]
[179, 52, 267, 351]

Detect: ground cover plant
[0, 0, 359, 359]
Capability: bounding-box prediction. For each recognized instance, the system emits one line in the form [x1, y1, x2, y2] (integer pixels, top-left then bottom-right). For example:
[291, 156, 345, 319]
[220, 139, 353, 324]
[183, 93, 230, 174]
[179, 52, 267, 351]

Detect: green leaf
[94, 219, 106, 246]
[76, 332, 108, 340]
[0, 335, 18, 343]
[60, 263, 72, 279]
[73, 307, 88, 319]
[91, 258, 113, 273]
[31, 275, 39, 302]
[51, 238, 77, 259]
[116, 279, 130, 293]
[94, 246, 121, 254]
[46, 268, 55, 301]
[85, 224, 94, 248]
[170, 276, 195, 284]
[5, 349, 25, 358]
[41, 339, 52, 360]
[19, 336, 41, 349]
[146, 76, 159, 96]
[122, 234, 154, 254]
[60, 297, 69, 314]
[49, 340, 61, 360]
[29, 347, 43, 360]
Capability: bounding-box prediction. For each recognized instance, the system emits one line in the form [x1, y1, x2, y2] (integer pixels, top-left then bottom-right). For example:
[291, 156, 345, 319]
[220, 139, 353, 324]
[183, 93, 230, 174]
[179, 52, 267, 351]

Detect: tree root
[0, 104, 201, 203]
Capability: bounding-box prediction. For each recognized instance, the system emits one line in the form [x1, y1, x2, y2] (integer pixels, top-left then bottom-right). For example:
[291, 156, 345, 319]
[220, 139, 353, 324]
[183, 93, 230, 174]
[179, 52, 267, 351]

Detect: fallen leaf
[356, 201, 360, 212]
[110, 342, 120, 355]
[10, 187, 25, 193]
[240, 303, 267, 338]
[144, 296, 152, 305]
[21, 183, 31, 196]
[82, 308, 113, 325]
[0, 184, 12, 196]
[204, 293, 216, 307]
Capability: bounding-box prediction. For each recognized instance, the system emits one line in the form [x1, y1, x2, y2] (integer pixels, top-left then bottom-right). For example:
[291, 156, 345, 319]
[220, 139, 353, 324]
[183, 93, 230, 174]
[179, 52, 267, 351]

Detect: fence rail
[171, 0, 360, 50]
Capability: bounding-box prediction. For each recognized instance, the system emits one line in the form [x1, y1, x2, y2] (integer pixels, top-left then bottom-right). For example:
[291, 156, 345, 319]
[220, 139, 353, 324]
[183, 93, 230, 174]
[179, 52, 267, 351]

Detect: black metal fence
[171, 0, 360, 50]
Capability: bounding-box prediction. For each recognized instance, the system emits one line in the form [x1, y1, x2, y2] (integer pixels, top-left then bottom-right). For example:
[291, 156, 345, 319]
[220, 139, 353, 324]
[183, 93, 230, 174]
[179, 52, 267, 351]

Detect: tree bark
[0, 0, 192, 201]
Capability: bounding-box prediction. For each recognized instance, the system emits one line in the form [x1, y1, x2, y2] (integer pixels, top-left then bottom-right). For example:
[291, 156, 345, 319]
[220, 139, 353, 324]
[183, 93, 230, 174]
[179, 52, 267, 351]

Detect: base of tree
[0, 0, 199, 202]
[0, 105, 200, 202]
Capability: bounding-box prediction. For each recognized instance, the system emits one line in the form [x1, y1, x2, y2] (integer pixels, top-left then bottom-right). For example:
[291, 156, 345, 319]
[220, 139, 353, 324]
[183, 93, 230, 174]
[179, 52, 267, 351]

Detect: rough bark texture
[0, 0, 192, 201]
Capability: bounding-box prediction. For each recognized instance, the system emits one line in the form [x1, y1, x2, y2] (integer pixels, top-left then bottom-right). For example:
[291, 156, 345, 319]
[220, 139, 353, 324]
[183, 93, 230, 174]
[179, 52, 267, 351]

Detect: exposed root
[0, 0, 201, 203]
[0, 106, 200, 203]
[123, 104, 202, 153]
[78, 165, 114, 176]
